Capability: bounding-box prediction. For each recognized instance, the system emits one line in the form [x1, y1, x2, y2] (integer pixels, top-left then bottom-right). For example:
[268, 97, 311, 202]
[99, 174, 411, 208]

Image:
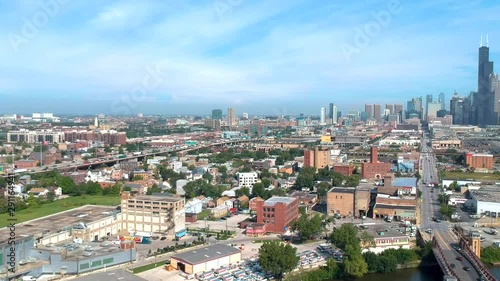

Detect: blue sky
[0, 0, 499, 115]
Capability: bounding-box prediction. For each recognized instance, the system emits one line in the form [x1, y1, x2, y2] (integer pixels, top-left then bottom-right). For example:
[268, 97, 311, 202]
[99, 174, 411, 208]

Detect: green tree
[27, 193, 40, 208]
[252, 182, 266, 198]
[378, 254, 397, 273]
[46, 191, 56, 202]
[295, 167, 316, 189]
[316, 182, 331, 201]
[344, 174, 361, 187]
[363, 251, 382, 273]
[259, 241, 300, 280]
[343, 245, 368, 278]
[290, 214, 324, 241]
[330, 223, 360, 251]
[202, 172, 214, 183]
[235, 187, 250, 197]
[359, 231, 375, 250]
[330, 172, 345, 186]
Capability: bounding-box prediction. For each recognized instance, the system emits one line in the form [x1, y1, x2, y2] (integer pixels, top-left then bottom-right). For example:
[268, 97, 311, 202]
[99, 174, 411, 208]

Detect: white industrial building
[469, 186, 500, 217]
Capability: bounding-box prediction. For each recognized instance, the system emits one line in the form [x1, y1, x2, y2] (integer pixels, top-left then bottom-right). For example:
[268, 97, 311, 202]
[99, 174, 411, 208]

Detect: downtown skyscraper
[471, 35, 496, 126]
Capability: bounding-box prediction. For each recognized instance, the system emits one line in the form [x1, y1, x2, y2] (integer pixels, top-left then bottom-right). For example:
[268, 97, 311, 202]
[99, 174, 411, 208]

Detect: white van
[22, 277, 36, 281]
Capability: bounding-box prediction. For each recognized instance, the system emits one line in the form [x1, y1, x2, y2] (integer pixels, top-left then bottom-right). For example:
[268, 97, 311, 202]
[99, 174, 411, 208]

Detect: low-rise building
[249, 197, 264, 212]
[361, 226, 410, 254]
[237, 172, 258, 188]
[465, 153, 494, 170]
[121, 192, 186, 240]
[170, 244, 241, 274]
[332, 163, 355, 176]
[256, 196, 299, 234]
[326, 187, 371, 217]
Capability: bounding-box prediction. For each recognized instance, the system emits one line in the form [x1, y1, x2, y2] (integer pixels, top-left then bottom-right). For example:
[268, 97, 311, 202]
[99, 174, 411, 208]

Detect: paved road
[4, 139, 263, 177]
[419, 132, 481, 281]
[434, 229, 480, 281]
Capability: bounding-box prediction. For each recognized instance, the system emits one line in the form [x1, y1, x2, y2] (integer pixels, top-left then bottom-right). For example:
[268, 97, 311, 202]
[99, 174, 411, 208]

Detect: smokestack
[370, 146, 378, 163]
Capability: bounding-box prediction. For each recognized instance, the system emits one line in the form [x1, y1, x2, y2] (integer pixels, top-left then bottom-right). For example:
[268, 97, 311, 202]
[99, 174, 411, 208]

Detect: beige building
[304, 146, 331, 169]
[431, 139, 462, 149]
[121, 192, 185, 239]
[171, 244, 242, 274]
[326, 187, 371, 217]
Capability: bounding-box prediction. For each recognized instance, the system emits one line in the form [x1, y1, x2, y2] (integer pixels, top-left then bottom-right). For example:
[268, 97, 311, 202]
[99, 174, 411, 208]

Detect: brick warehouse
[361, 146, 392, 179]
[256, 196, 298, 234]
[326, 187, 371, 217]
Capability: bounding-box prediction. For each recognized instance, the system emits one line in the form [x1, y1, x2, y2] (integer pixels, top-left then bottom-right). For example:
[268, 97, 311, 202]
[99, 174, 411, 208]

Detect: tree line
[259, 223, 437, 281]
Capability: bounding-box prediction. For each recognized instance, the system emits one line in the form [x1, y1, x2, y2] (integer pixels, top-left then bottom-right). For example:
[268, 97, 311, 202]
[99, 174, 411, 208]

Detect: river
[331, 266, 500, 281]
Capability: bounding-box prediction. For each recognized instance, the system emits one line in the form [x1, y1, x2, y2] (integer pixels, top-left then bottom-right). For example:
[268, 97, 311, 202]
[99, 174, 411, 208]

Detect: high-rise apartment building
[406, 97, 423, 119]
[472, 36, 495, 126]
[373, 104, 381, 123]
[439, 93, 446, 110]
[450, 93, 472, 125]
[425, 94, 433, 119]
[365, 104, 374, 119]
[490, 74, 500, 125]
[320, 107, 326, 125]
[227, 108, 237, 126]
[426, 102, 441, 120]
[329, 103, 338, 124]
[385, 104, 395, 114]
[212, 109, 223, 120]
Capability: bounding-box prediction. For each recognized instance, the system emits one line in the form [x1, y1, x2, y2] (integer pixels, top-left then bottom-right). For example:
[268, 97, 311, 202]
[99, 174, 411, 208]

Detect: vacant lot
[0, 195, 120, 227]
[443, 171, 500, 181]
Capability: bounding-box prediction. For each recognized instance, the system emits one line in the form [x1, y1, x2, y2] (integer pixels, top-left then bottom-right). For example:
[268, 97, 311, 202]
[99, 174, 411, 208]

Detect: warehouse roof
[171, 244, 241, 265]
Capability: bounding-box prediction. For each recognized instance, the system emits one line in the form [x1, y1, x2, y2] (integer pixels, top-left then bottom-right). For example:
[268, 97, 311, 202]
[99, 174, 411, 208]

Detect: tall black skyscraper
[472, 35, 495, 126]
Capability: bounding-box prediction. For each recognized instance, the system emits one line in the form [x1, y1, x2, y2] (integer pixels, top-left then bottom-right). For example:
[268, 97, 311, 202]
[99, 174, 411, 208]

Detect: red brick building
[249, 197, 264, 212]
[465, 153, 493, 170]
[256, 196, 299, 234]
[332, 163, 355, 176]
[15, 159, 38, 169]
[361, 146, 391, 179]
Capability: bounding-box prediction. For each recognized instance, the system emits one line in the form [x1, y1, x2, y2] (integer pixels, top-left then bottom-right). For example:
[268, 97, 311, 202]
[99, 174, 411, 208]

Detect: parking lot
[186, 214, 250, 232]
[138, 241, 327, 281]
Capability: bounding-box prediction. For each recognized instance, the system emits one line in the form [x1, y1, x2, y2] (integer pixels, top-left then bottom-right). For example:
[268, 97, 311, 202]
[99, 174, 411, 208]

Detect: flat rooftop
[363, 225, 410, 238]
[0, 205, 118, 245]
[129, 195, 184, 203]
[328, 186, 371, 194]
[373, 203, 416, 211]
[38, 240, 130, 261]
[73, 269, 147, 281]
[471, 186, 500, 203]
[171, 244, 241, 265]
[392, 178, 417, 188]
[263, 196, 296, 206]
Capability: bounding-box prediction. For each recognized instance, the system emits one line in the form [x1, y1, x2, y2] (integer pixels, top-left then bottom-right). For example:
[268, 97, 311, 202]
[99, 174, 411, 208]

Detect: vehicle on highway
[450, 263, 455, 268]
[484, 229, 498, 235]
[456, 256, 464, 261]
[463, 266, 471, 271]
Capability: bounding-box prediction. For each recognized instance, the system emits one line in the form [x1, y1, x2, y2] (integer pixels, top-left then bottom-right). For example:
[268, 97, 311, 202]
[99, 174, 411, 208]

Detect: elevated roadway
[420, 131, 495, 281]
[2, 138, 264, 177]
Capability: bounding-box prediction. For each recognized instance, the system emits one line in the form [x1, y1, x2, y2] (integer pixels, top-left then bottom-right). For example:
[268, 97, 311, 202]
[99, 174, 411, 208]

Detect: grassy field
[132, 260, 170, 273]
[0, 195, 120, 228]
[443, 171, 500, 181]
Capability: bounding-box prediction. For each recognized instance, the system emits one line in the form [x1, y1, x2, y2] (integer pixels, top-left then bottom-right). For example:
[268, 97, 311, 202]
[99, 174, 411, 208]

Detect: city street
[419, 132, 480, 281]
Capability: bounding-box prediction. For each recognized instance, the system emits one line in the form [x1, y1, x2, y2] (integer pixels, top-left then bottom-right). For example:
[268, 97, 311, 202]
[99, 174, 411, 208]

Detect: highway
[4, 139, 263, 177]
[419, 132, 481, 281]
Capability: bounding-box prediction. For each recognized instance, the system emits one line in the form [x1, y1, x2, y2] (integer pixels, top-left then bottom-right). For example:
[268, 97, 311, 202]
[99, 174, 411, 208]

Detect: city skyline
[1, 1, 500, 115]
